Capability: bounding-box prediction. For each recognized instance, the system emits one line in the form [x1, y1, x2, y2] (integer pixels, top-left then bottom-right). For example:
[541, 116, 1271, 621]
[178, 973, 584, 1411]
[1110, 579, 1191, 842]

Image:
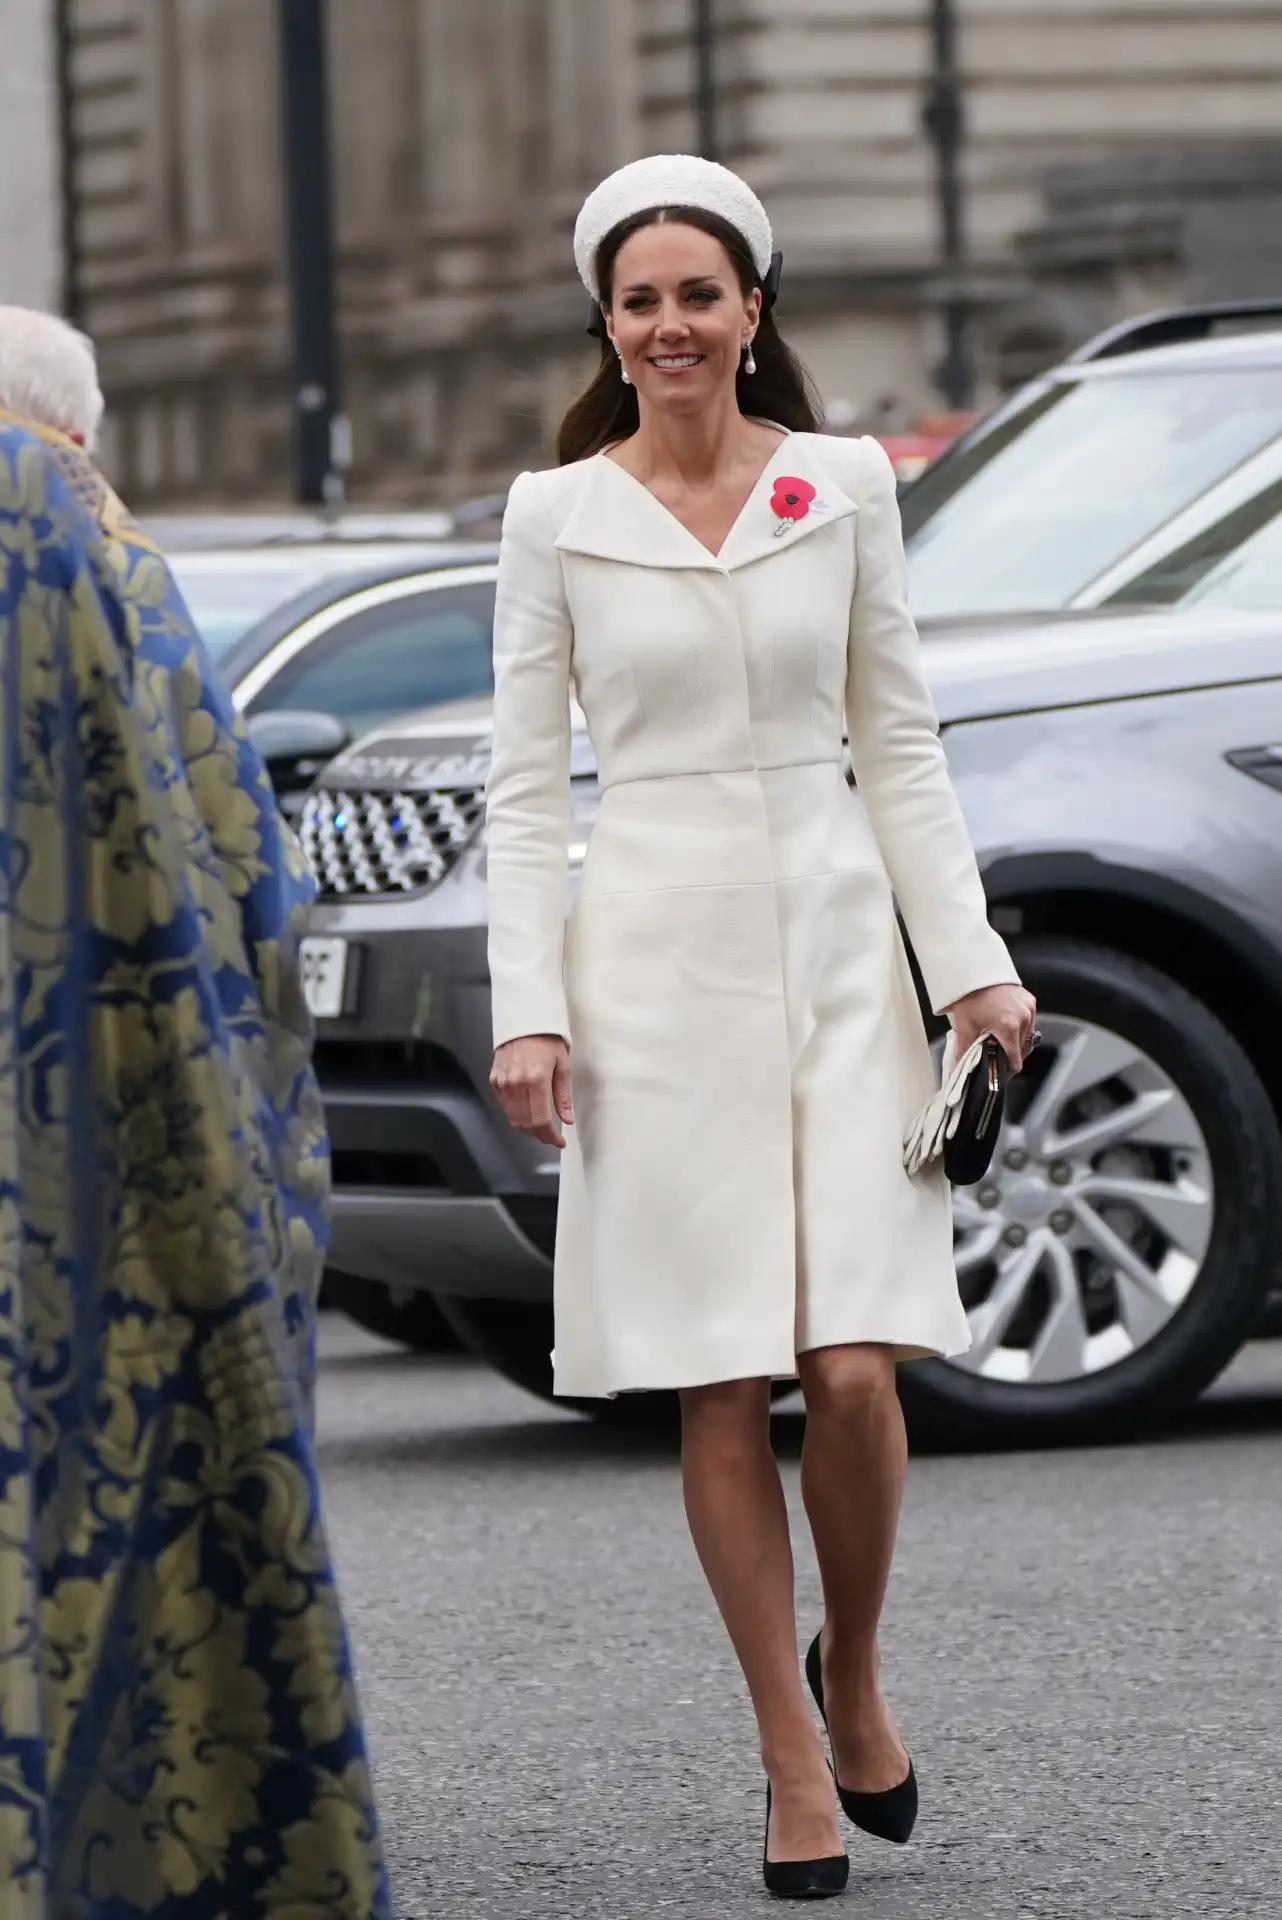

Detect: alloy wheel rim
[939, 1014, 1215, 1386]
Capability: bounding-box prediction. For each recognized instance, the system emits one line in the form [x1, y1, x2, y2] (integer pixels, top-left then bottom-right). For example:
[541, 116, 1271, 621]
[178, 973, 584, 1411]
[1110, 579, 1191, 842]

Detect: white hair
[0, 306, 105, 451]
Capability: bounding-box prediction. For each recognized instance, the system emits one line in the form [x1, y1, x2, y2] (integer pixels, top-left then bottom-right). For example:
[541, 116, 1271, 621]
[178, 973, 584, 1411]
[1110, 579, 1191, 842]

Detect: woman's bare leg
[679, 1377, 842, 1862]
[796, 1343, 912, 1791]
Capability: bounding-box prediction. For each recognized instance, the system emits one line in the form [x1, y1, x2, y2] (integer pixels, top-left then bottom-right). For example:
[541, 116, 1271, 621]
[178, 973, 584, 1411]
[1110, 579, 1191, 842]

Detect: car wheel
[897, 937, 1282, 1447]
[324, 1270, 462, 1354]
[435, 1296, 796, 1425]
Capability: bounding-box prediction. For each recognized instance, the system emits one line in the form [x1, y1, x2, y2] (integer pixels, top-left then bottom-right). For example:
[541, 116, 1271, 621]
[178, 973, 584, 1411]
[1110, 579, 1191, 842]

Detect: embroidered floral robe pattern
[0, 415, 391, 1919]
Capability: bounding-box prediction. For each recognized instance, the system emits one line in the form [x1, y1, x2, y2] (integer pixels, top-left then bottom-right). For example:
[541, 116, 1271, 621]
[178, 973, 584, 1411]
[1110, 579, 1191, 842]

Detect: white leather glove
[902, 1031, 991, 1177]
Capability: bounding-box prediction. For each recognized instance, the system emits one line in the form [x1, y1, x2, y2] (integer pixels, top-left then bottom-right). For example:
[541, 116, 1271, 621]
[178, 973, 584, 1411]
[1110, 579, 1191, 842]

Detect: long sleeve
[485, 471, 574, 1047]
[845, 437, 1020, 1013]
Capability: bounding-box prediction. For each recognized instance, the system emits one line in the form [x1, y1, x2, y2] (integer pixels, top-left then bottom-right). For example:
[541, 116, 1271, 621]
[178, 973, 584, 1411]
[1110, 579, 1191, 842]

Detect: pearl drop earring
[616, 347, 630, 386]
[744, 342, 757, 376]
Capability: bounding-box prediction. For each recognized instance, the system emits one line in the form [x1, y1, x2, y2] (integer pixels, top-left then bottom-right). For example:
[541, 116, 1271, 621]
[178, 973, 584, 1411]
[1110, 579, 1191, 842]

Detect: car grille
[299, 787, 484, 898]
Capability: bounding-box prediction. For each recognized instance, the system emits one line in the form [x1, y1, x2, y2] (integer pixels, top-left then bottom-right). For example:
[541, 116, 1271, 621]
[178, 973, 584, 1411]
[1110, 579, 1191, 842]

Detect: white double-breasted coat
[485, 431, 1019, 1397]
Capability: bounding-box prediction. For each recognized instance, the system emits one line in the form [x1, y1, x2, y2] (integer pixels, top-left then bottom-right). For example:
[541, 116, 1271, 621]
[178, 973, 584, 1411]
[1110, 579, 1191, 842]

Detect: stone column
[0, 0, 62, 310]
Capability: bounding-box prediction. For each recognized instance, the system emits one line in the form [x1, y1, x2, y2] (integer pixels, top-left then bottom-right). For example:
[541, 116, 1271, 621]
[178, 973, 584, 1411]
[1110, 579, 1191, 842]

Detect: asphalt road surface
[317, 1316, 1282, 1920]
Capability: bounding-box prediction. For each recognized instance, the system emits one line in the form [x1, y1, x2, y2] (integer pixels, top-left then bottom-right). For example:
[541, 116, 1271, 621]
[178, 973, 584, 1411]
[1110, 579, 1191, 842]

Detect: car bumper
[307, 873, 557, 1300]
[321, 1065, 556, 1300]
[329, 1192, 552, 1300]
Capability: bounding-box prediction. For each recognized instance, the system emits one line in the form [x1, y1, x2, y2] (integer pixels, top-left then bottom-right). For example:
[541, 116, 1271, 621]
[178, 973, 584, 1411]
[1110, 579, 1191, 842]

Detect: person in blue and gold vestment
[0, 400, 392, 1919]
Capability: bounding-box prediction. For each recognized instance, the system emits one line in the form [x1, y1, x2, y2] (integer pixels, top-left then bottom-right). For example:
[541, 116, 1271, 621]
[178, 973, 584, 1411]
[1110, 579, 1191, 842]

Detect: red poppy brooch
[770, 476, 816, 536]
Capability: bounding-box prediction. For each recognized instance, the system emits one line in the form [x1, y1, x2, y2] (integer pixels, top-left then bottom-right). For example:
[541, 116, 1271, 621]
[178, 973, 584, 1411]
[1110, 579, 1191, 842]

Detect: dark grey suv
[298, 304, 1282, 1444]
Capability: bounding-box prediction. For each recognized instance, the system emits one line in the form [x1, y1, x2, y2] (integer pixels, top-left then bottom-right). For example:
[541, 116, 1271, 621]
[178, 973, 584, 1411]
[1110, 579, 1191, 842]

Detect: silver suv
[299, 304, 1282, 1444]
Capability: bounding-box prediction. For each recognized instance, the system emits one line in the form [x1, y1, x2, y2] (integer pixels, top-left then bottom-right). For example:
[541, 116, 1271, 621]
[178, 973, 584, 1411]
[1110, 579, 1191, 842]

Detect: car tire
[435, 1295, 797, 1426]
[324, 1270, 463, 1354]
[897, 936, 1282, 1448]
[1255, 1293, 1282, 1338]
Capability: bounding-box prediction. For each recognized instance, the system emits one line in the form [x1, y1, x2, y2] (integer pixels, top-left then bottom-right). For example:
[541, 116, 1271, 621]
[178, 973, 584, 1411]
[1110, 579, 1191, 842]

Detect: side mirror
[246, 709, 349, 811]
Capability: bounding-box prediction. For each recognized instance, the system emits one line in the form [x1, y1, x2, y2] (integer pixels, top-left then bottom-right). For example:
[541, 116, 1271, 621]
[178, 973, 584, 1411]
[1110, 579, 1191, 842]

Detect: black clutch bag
[943, 1035, 1010, 1185]
[903, 1031, 1012, 1187]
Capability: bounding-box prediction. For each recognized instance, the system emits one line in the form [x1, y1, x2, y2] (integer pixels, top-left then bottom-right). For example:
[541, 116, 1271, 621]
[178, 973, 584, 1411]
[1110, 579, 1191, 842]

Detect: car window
[902, 368, 1282, 617]
[1100, 472, 1282, 610]
[1177, 506, 1282, 613]
[169, 555, 349, 657]
[246, 580, 495, 733]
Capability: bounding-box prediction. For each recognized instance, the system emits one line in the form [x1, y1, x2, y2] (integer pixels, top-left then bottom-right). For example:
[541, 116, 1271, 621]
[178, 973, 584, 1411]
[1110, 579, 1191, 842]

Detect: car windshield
[902, 365, 1282, 616]
[169, 553, 353, 658]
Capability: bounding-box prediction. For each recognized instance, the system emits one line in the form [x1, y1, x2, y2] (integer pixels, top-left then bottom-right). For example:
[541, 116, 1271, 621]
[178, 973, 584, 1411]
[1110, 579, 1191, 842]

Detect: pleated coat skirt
[485, 432, 1020, 1397]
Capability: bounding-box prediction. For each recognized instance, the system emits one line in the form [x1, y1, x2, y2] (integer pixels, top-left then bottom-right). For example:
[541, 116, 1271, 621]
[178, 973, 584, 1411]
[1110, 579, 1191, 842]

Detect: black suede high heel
[762, 1783, 849, 1900]
[805, 1632, 918, 1845]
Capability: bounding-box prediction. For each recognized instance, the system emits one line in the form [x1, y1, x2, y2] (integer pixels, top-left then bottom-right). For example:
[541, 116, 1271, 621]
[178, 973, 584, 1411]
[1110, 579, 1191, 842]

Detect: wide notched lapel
[551, 436, 858, 574]
[720, 439, 858, 572]
[553, 453, 722, 571]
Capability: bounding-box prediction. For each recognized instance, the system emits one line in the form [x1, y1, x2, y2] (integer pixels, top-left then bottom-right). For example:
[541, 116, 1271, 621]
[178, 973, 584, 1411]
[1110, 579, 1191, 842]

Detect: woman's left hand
[945, 981, 1039, 1073]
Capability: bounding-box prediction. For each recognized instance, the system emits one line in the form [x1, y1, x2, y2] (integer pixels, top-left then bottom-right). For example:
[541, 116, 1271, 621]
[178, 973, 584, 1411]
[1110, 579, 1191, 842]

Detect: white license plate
[299, 936, 348, 1019]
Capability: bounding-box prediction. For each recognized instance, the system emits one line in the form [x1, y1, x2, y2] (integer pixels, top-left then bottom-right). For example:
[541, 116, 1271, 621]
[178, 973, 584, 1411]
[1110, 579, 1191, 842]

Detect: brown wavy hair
[556, 205, 822, 465]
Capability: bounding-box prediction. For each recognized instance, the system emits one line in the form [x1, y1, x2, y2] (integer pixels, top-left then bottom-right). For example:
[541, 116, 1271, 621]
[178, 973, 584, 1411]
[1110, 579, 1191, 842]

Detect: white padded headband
[573, 154, 774, 302]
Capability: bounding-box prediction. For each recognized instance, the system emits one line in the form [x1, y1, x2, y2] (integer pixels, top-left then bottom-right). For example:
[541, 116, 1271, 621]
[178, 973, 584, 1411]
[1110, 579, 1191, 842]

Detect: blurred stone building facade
[0, 0, 61, 311]
[63, 0, 1282, 507]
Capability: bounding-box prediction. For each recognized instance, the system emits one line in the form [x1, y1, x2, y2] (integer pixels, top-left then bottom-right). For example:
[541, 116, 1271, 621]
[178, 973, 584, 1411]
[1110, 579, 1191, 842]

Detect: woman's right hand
[490, 1034, 575, 1149]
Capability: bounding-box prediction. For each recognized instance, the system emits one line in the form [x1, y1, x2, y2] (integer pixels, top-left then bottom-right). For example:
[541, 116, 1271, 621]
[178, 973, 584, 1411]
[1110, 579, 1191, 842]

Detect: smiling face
[604, 218, 760, 419]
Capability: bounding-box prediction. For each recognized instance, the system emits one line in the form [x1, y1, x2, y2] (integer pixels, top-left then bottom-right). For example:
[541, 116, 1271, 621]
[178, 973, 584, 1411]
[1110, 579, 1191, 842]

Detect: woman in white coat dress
[486, 155, 1037, 1901]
